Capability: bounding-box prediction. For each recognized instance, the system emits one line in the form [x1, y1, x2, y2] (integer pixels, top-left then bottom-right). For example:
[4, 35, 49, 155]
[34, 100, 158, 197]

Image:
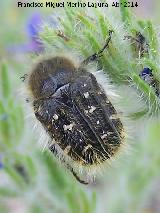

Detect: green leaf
[1, 62, 11, 98]
[79, 190, 92, 213]
[128, 109, 148, 119]
[66, 190, 80, 213]
[0, 101, 10, 144]
[131, 73, 160, 115]
[120, 0, 131, 26]
[4, 165, 27, 189]
[78, 14, 96, 32]
[0, 187, 18, 197]
[147, 21, 159, 59]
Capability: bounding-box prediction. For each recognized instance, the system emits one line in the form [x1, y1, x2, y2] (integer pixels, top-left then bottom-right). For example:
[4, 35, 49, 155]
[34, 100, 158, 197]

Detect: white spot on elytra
[84, 92, 89, 98]
[64, 145, 71, 153]
[107, 132, 113, 136]
[83, 83, 87, 87]
[53, 114, 59, 120]
[86, 144, 92, 149]
[63, 122, 75, 131]
[89, 106, 96, 113]
[101, 134, 108, 139]
[109, 114, 118, 120]
[98, 91, 103, 95]
[84, 109, 89, 114]
[97, 120, 100, 124]
[83, 144, 92, 154]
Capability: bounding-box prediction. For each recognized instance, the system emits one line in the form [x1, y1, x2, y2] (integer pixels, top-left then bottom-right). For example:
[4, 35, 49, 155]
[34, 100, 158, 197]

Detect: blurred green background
[0, 0, 160, 213]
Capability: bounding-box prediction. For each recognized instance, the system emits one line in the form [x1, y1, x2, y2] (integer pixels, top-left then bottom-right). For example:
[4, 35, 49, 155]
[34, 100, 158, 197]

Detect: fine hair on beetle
[26, 31, 128, 184]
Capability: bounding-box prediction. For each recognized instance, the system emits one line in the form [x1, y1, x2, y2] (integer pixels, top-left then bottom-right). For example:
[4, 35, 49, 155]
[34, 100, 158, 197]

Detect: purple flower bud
[8, 12, 43, 54]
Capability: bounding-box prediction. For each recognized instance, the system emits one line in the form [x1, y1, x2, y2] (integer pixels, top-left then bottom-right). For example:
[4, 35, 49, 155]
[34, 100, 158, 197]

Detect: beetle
[27, 31, 125, 184]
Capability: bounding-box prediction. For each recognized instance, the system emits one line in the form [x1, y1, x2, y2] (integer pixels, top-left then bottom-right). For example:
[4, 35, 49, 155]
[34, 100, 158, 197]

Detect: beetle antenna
[81, 30, 113, 65]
